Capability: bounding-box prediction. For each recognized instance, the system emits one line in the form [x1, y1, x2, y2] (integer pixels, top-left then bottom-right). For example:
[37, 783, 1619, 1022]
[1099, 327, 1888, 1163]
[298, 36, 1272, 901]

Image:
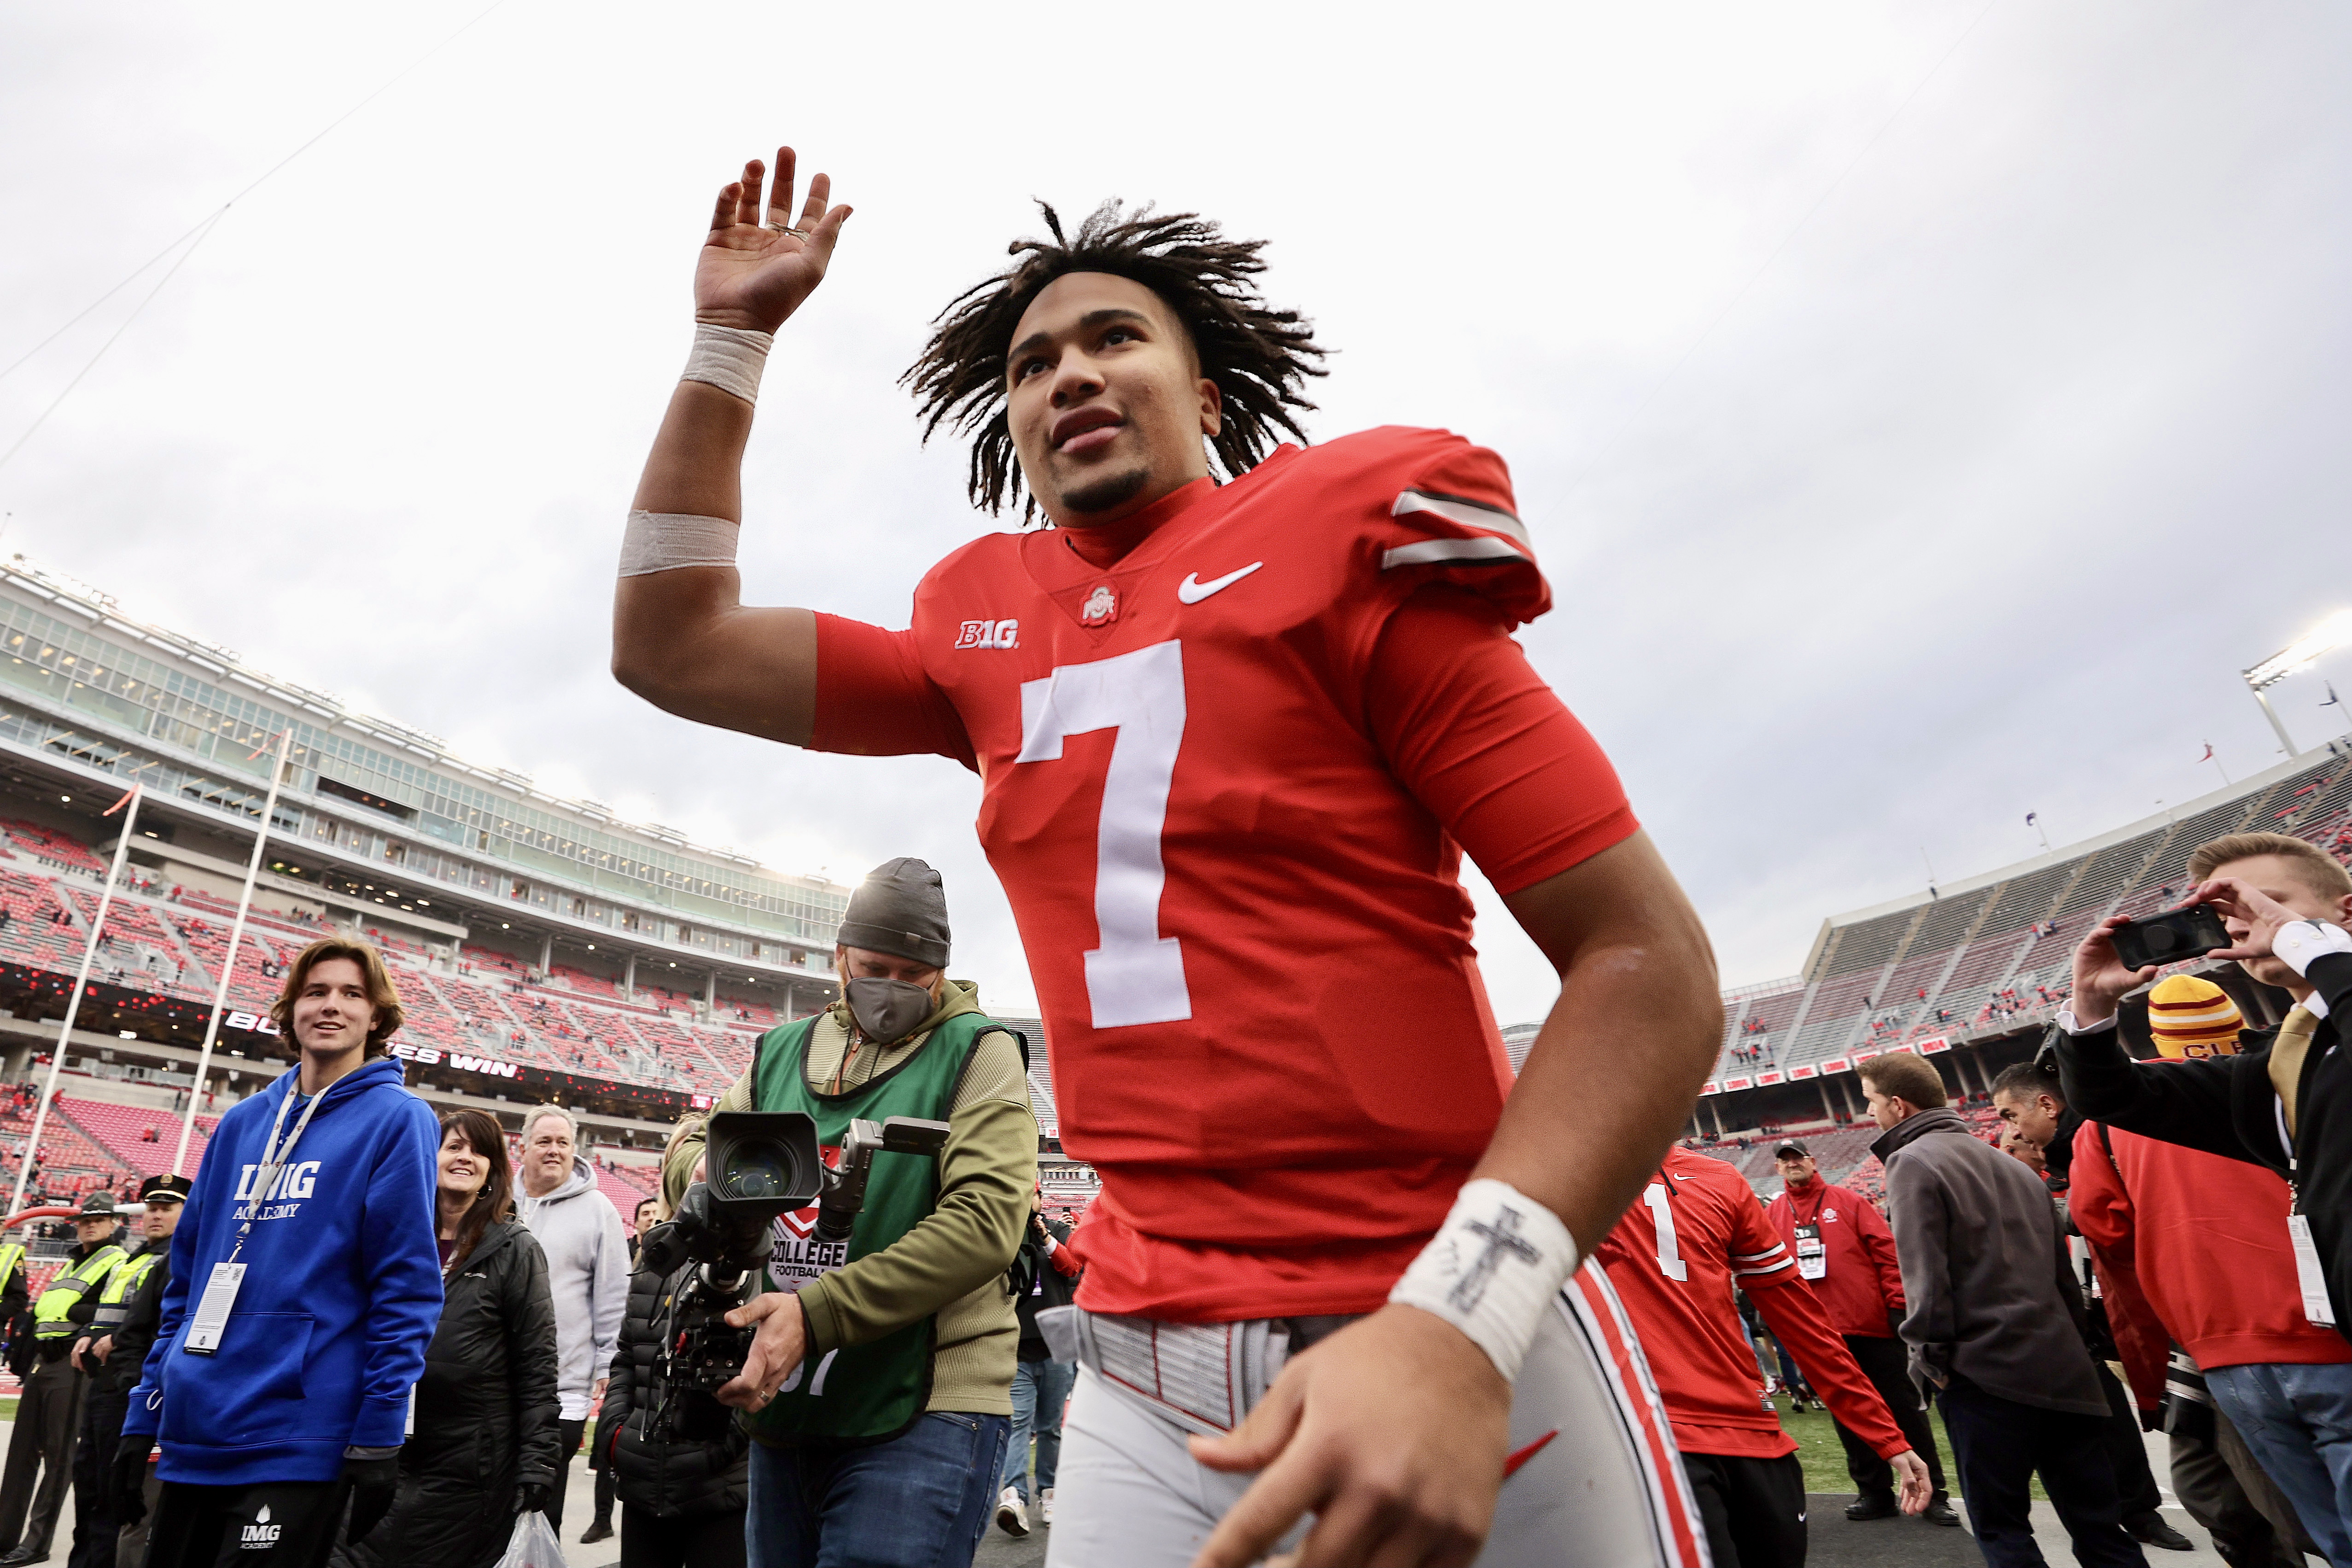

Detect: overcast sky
[3, 2, 2347, 1021]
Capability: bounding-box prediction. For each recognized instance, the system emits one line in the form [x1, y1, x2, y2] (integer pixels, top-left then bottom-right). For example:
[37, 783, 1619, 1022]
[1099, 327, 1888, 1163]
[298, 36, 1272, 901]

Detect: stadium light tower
[2242, 609, 2352, 758]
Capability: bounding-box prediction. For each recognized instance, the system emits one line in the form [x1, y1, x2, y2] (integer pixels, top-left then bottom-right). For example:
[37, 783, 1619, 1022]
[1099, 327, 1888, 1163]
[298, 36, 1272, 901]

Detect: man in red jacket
[2070, 975, 2352, 1565]
[1766, 1140, 1957, 1526]
[1601, 1147, 1933, 1568]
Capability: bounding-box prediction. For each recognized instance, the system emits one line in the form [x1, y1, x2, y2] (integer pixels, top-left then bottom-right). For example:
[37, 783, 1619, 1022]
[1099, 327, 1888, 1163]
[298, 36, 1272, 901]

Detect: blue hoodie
[123, 1054, 444, 1485]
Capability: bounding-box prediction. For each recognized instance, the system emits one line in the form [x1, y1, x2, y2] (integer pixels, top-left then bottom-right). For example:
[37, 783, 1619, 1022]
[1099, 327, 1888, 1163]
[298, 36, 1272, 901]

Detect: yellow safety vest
[0, 1243, 23, 1299]
[90, 1248, 160, 1332]
[34, 1244, 125, 1340]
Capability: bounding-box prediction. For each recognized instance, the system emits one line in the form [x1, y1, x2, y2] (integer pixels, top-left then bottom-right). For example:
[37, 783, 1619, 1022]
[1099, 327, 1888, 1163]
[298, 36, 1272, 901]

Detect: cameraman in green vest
[662, 857, 1037, 1568]
[0, 1193, 127, 1565]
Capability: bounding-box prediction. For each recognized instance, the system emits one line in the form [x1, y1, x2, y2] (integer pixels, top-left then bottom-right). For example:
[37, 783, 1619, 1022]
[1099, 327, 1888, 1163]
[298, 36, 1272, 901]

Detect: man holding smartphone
[2056, 833, 2352, 1340]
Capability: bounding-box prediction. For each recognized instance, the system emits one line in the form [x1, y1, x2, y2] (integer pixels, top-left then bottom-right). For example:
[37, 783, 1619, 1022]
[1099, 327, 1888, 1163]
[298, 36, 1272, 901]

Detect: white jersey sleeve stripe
[1733, 1256, 1798, 1278]
[1380, 536, 1527, 571]
[1392, 488, 1532, 548]
[1731, 1245, 1787, 1263]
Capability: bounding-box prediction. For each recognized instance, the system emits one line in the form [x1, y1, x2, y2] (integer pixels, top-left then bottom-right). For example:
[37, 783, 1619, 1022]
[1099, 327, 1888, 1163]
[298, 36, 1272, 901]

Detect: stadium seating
[1706, 748, 2352, 1087]
[60, 1096, 214, 1177]
[0, 819, 106, 874]
[595, 1164, 653, 1216]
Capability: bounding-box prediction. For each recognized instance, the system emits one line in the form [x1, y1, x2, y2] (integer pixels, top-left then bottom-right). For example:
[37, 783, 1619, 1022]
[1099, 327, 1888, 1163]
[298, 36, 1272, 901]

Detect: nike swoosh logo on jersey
[1502, 1429, 1558, 1481]
[1176, 562, 1264, 603]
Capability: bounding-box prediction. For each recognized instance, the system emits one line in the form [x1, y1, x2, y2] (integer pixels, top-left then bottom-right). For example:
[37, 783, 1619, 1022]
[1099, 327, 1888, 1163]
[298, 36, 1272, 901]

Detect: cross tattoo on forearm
[1449, 1205, 1541, 1311]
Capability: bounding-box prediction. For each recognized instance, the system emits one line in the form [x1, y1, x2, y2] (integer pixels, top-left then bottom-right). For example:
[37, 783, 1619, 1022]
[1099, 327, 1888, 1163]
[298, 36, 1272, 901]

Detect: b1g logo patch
[1079, 584, 1118, 625]
[955, 619, 1019, 650]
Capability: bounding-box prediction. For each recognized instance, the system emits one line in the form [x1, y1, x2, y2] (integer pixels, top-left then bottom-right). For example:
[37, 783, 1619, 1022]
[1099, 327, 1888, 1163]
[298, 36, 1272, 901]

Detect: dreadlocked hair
[903, 201, 1327, 520]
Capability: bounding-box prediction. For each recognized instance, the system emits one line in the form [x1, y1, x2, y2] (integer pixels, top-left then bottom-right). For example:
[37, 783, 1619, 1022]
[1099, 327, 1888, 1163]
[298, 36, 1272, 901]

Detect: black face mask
[845, 977, 934, 1045]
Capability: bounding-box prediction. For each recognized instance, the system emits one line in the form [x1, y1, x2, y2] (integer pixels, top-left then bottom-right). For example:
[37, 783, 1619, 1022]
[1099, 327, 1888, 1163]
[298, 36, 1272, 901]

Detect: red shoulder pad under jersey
[1306, 426, 1550, 631]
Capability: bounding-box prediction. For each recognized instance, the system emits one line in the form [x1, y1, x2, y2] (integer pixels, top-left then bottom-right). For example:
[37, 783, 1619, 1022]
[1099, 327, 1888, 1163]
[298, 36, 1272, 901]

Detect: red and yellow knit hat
[2147, 974, 2243, 1059]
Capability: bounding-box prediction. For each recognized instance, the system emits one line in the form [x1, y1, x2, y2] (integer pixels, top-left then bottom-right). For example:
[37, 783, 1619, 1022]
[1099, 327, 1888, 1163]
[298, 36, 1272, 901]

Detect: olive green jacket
[664, 981, 1036, 1417]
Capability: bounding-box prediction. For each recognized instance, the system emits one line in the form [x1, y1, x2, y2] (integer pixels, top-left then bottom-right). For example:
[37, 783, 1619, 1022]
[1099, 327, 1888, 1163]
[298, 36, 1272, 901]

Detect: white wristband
[1389, 1178, 1579, 1382]
[681, 322, 774, 406]
[619, 511, 739, 577]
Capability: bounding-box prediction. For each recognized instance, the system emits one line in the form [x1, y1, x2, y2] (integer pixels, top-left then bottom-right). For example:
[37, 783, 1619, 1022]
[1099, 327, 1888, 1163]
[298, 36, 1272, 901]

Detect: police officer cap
[77, 1191, 121, 1218]
[138, 1174, 192, 1206]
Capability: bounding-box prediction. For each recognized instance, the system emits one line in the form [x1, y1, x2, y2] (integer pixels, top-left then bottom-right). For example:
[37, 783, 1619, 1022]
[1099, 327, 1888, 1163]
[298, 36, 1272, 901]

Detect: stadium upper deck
[0, 554, 849, 1012]
[1693, 737, 2352, 1141]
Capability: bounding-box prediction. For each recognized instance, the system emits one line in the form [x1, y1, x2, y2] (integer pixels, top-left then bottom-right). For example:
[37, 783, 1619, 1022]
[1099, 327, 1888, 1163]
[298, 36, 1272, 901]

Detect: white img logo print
[239, 1503, 280, 1550]
[955, 619, 1019, 650]
[234, 1161, 321, 1202]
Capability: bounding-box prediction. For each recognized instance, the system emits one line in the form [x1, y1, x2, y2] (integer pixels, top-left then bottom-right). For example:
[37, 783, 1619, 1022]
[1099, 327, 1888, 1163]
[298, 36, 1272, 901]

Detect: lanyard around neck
[227, 1076, 334, 1261]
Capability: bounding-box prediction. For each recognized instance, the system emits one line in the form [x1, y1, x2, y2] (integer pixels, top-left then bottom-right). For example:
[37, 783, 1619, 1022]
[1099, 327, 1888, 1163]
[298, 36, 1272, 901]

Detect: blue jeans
[2205, 1361, 2352, 1566]
[1003, 1358, 1077, 1501]
[745, 1411, 1010, 1568]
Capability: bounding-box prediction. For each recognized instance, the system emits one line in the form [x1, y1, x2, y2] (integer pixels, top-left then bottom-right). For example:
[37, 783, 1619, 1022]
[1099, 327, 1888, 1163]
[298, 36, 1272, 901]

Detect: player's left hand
[2191, 876, 2302, 962]
[716, 1292, 807, 1411]
[1891, 1448, 1932, 1515]
[1188, 1303, 1508, 1568]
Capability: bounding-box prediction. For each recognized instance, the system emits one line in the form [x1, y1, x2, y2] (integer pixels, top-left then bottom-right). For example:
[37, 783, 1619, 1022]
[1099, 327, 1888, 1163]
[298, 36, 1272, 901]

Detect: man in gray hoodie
[517, 1104, 629, 1537]
[1859, 1050, 2147, 1568]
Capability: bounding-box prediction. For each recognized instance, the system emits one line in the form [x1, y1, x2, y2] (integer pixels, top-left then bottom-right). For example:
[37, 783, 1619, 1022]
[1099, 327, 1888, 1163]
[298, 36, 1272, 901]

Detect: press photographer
[660, 858, 1036, 1568]
[2056, 832, 2352, 1334]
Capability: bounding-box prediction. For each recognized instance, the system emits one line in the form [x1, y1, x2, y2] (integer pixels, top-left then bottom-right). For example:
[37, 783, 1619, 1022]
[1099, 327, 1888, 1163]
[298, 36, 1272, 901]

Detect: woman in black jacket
[336, 1108, 563, 1568]
[594, 1253, 750, 1567]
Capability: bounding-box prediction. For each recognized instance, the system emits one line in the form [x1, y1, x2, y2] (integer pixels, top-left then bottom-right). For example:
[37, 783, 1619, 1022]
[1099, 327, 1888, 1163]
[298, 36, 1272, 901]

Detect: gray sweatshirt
[1872, 1106, 2108, 1416]
[517, 1154, 630, 1420]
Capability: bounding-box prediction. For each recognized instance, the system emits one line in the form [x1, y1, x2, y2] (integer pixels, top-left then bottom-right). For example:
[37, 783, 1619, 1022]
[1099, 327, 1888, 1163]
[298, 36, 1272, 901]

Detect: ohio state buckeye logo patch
[1079, 584, 1118, 625]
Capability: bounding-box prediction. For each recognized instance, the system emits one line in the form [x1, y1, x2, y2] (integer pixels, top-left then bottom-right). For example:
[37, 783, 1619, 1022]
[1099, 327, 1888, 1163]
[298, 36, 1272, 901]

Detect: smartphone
[2112, 905, 2231, 971]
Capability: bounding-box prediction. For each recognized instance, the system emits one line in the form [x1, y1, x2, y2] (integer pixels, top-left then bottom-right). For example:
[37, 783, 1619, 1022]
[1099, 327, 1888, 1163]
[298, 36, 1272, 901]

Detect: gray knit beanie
[835, 857, 951, 968]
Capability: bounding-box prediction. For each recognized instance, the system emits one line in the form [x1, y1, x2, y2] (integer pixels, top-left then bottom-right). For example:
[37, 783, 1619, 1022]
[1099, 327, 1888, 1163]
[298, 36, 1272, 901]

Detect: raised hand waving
[696, 147, 852, 334]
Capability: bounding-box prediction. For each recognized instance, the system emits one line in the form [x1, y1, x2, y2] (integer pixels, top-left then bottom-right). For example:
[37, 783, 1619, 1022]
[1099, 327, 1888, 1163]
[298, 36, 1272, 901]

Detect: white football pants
[1045, 1261, 1710, 1568]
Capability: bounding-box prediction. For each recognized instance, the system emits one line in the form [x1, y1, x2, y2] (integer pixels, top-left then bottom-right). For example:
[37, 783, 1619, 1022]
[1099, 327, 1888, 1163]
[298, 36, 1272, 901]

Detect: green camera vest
[35, 1243, 125, 1340]
[740, 1009, 995, 1445]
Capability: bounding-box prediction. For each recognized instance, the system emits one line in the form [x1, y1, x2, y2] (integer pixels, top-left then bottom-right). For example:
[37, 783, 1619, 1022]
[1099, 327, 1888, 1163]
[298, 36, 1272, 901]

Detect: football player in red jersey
[1598, 1148, 1934, 1568]
[614, 148, 1724, 1568]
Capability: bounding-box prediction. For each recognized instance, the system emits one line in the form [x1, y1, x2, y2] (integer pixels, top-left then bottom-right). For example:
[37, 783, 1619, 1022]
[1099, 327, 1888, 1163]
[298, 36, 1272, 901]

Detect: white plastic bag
[495, 1511, 568, 1568]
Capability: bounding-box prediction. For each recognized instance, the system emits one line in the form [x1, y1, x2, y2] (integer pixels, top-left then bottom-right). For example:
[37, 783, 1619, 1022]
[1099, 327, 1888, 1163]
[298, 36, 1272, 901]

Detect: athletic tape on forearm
[680, 322, 774, 406]
[618, 511, 739, 577]
[1389, 1178, 1579, 1382]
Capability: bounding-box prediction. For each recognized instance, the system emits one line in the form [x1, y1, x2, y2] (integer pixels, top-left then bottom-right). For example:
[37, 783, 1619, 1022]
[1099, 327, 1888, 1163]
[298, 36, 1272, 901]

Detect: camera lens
[2148, 924, 2181, 956]
[719, 1138, 798, 1200]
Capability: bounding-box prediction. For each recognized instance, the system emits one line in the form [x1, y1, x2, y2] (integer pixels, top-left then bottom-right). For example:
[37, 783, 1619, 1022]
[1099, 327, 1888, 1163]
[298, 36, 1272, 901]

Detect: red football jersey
[1599, 1148, 1908, 1460]
[809, 427, 1636, 1319]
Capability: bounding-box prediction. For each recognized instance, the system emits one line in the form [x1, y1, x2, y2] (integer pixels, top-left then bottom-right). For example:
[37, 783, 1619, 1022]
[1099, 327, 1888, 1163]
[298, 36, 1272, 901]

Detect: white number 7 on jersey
[1017, 640, 1193, 1028]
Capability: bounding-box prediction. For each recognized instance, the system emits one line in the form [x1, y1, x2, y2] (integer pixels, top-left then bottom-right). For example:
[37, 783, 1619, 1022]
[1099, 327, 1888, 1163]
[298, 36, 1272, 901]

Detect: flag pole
[7, 783, 144, 1220]
[173, 729, 293, 1177]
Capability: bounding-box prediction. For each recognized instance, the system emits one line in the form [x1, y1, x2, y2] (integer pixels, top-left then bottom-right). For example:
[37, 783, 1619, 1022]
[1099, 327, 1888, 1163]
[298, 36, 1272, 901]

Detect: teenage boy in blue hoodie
[114, 938, 443, 1566]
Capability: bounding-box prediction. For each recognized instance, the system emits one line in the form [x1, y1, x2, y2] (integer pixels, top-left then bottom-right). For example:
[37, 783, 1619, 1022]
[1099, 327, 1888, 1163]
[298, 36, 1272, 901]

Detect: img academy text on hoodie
[123, 1054, 444, 1485]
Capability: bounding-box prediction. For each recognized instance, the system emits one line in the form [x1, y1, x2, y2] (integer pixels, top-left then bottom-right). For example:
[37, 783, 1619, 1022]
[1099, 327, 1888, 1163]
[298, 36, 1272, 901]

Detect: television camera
[639, 1110, 949, 1439]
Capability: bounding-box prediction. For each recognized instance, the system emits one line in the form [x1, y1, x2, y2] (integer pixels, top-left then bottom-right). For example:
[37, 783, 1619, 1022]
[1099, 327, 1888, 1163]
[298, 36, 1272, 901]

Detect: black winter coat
[335, 1217, 563, 1568]
[593, 1262, 748, 1519]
